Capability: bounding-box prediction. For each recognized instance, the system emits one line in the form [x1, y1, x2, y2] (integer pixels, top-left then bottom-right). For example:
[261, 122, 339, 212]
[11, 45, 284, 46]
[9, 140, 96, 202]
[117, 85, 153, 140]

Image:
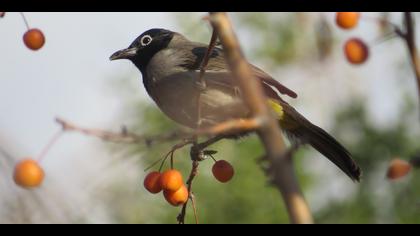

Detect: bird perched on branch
[110, 28, 361, 181]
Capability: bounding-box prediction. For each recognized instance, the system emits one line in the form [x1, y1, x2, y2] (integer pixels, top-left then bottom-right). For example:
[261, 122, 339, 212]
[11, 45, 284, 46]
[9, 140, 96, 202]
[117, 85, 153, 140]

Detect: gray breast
[144, 47, 249, 128]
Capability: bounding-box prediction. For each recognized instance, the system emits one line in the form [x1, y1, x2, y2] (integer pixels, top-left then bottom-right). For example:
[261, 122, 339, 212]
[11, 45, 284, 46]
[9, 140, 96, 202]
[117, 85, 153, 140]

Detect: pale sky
[0, 12, 181, 222]
[0, 13, 178, 155]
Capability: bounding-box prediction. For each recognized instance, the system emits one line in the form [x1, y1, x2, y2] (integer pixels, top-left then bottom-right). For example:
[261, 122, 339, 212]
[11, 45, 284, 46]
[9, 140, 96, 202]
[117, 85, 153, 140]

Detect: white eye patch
[140, 35, 153, 46]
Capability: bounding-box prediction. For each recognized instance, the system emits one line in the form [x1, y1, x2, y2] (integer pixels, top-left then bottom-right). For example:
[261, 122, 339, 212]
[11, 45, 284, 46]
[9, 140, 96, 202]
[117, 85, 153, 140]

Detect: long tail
[275, 101, 362, 182]
[291, 121, 361, 181]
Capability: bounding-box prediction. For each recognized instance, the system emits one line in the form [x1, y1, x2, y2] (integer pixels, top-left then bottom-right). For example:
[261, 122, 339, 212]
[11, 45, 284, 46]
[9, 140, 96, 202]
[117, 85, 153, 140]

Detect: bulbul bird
[110, 28, 361, 181]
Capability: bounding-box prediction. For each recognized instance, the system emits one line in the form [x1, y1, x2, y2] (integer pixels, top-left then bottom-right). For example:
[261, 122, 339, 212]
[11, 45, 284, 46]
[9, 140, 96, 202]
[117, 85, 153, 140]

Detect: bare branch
[208, 12, 313, 224]
[175, 134, 228, 224]
[198, 28, 218, 88]
[190, 193, 199, 224]
[196, 118, 261, 136]
[402, 13, 420, 113]
[55, 117, 189, 146]
[56, 116, 261, 147]
[195, 28, 218, 128]
[36, 130, 64, 163]
[177, 159, 200, 224]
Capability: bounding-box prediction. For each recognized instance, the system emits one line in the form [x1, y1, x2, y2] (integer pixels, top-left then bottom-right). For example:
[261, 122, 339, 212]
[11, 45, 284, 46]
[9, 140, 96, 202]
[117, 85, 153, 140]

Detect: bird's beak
[109, 47, 138, 61]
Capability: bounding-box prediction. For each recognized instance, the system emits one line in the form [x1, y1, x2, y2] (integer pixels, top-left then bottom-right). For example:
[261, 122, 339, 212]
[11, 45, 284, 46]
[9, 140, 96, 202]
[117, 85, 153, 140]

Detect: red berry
[143, 171, 162, 194]
[0, 12, 5, 18]
[212, 160, 234, 183]
[23, 28, 45, 51]
[387, 158, 412, 180]
[336, 12, 360, 30]
[14, 158, 45, 188]
[159, 169, 183, 192]
[163, 185, 188, 207]
[344, 38, 369, 65]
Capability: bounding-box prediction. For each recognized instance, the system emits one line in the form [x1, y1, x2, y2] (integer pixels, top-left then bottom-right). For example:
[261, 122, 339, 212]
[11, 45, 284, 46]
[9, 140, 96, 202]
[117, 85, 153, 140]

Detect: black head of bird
[110, 28, 175, 71]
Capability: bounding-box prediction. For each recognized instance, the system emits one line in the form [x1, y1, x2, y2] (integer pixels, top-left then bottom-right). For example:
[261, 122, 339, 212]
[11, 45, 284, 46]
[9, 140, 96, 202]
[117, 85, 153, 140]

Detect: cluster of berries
[143, 160, 234, 206]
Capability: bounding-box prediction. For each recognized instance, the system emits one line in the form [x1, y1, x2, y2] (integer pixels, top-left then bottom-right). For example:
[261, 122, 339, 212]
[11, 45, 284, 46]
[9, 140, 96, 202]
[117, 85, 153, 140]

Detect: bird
[110, 28, 361, 182]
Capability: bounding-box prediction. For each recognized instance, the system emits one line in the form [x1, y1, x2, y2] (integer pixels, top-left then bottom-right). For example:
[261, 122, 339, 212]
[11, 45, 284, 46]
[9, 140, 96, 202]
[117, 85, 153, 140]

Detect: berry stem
[20, 12, 30, 30]
[37, 130, 64, 163]
[158, 139, 194, 172]
[369, 31, 398, 48]
[170, 151, 174, 169]
[209, 154, 217, 163]
[143, 155, 166, 172]
[158, 151, 171, 172]
[190, 193, 199, 224]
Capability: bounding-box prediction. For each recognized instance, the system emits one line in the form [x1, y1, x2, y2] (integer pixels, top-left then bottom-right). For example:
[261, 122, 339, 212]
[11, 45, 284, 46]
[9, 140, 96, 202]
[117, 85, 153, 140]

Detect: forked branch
[208, 12, 313, 224]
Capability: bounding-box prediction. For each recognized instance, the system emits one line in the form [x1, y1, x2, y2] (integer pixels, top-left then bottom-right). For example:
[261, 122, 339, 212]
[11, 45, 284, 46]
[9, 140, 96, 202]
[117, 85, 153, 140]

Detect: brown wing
[250, 64, 298, 99]
[186, 45, 298, 100]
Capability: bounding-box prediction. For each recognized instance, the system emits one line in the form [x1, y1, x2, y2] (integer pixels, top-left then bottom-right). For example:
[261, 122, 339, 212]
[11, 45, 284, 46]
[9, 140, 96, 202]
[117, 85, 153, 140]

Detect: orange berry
[159, 169, 183, 192]
[14, 159, 45, 188]
[336, 12, 360, 29]
[387, 158, 412, 180]
[212, 160, 234, 183]
[23, 28, 45, 50]
[163, 185, 188, 207]
[143, 171, 162, 194]
[344, 38, 369, 65]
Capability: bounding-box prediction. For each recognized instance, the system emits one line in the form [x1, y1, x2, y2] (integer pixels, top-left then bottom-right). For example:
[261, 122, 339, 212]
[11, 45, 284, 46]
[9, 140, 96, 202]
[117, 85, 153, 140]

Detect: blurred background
[1, 12, 420, 224]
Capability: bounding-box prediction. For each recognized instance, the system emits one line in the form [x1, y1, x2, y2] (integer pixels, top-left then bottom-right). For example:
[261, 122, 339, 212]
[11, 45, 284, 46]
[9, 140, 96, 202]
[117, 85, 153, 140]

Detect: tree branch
[55, 117, 189, 147]
[208, 12, 313, 224]
[402, 13, 420, 113]
[175, 133, 229, 224]
[196, 118, 260, 136]
[177, 157, 200, 224]
[195, 28, 218, 128]
[56, 116, 259, 146]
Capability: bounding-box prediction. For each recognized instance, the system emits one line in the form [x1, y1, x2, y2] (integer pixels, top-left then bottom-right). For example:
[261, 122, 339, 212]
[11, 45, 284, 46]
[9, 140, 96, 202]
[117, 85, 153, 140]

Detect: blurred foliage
[173, 12, 335, 68]
[315, 97, 420, 223]
[104, 100, 313, 223]
[101, 12, 420, 224]
[106, 95, 420, 224]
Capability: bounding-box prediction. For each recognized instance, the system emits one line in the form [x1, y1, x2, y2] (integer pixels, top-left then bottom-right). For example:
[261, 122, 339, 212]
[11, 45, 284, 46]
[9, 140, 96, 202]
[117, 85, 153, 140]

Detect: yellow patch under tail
[267, 99, 300, 130]
[268, 99, 284, 118]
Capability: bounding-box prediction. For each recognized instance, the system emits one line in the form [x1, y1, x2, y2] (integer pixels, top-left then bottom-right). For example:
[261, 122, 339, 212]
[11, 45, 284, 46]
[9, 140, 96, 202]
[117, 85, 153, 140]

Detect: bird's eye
[140, 35, 152, 46]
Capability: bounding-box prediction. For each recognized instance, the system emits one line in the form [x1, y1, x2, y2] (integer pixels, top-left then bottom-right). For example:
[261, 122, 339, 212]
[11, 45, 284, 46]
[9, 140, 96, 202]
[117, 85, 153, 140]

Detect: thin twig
[198, 29, 218, 86]
[55, 117, 247, 145]
[175, 134, 226, 224]
[361, 15, 404, 37]
[37, 130, 64, 163]
[177, 159, 200, 224]
[157, 139, 194, 172]
[55, 117, 188, 146]
[19, 12, 30, 30]
[208, 12, 313, 224]
[402, 13, 420, 116]
[195, 28, 218, 128]
[190, 193, 199, 224]
[0, 146, 14, 162]
[195, 134, 227, 151]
